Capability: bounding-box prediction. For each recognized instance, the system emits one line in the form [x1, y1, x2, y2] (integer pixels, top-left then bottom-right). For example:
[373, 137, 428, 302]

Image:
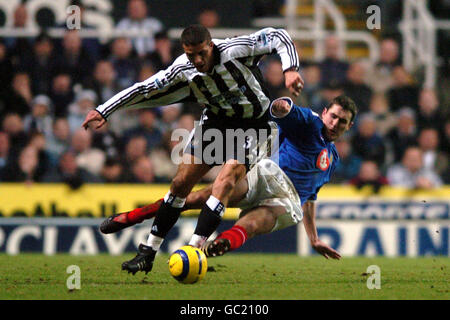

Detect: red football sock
[216, 225, 248, 251]
[127, 198, 164, 224]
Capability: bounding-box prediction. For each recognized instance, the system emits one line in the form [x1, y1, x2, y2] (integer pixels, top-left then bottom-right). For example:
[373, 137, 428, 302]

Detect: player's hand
[311, 239, 341, 260]
[271, 98, 291, 118]
[82, 110, 106, 130]
[284, 70, 304, 97]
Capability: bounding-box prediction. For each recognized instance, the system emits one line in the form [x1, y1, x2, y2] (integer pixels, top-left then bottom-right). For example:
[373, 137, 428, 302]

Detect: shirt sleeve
[95, 61, 191, 120]
[225, 28, 300, 72]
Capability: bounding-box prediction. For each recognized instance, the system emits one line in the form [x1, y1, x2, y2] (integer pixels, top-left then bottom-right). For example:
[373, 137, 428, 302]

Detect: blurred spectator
[0, 131, 11, 176]
[2, 113, 28, 157]
[387, 66, 419, 111]
[126, 155, 158, 183]
[5, 4, 33, 66]
[19, 32, 56, 95]
[100, 157, 126, 183]
[252, 0, 283, 17]
[197, 7, 221, 28]
[28, 132, 51, 181]
[417, 127, 448, 176]
[0, 41, 14, 95]
[137, 63, 156, 82]
[46, 118, 71, 165]
[123, 109, 162, 151]
[107, 109, 141, 137]
[343, 61, 372, 113]
[149, 130, 179, 182]
[42, 150, 102, 188]
[387, 146, 442, 189]
[299, 62, 322, 109]
[92, 124, 122, 160]
[319, 35, 349, 87]
[1, 144, 39, 183]
[57, 0, 101, 60]
[440, 117, 450, 183]
[176, 113, 196, 132]
[0, 72, 32, 119]
[84, 60, 120, 103]
[70, 128, 105, 176]
[23, 95, 54, 137]
[53, 30, 94, 85]
[416, 88, 444, 131]
[331, 136, 362, 183]
[49, 73, 75, 117]
[263, 58, 286, 99]
[122, 135, 148, 169]
[146, 30, 182, 71]
[440, 117, 450, 156]
[108, 37, 140, 89]
[157, 104, 182, 133]
[368, 93, 396, 137]
[367, 38, 401, 93]
[316, 80, 344, 114]
[351, 113, 386, 166]
[349, 160, 389, 192]
[386, 107, 417, 163]
[12, 4, 28, 28]
[68, 89, 97, 133]
[116, 0, 164, 57]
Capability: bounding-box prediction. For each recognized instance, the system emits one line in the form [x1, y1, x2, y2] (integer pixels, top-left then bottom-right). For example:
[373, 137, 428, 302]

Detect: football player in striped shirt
[100, 95, 357, 262]
[82, 24, 304, 274]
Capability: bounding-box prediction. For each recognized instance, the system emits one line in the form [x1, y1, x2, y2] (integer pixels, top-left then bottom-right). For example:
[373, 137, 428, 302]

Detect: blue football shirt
[270, 98, 339, 205]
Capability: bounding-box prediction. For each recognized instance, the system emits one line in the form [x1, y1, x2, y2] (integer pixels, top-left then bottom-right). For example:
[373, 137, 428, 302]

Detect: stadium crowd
[0, 0, 449, 190]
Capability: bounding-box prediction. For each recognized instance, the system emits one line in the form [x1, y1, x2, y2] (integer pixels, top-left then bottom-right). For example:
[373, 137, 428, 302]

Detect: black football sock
[190, 195, 225, 247]
[147, 192, 185, 250]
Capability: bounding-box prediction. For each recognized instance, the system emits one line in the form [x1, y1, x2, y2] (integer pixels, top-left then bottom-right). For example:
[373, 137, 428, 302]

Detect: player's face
[183, 40, 214, 73]
[321, 104, 353, 141]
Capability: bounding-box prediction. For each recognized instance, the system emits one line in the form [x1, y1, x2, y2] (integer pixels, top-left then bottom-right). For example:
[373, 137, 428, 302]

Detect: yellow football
[168, 245, 208, 284]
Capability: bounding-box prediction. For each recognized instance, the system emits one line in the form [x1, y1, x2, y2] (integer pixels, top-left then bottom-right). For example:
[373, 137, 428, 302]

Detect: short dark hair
[327, 95, 358, 122]
[181, 24, 211, 46]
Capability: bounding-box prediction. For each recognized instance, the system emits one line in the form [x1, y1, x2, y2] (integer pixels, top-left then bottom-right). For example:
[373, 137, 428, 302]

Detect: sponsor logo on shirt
[316, 149, 330, 171]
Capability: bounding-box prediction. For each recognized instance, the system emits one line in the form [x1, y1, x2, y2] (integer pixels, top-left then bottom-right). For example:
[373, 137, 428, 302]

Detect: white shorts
[236, 158, 303, 232]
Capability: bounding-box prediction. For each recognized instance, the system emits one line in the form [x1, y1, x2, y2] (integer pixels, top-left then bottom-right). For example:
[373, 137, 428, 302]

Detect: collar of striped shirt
[211, 43, 222, 70]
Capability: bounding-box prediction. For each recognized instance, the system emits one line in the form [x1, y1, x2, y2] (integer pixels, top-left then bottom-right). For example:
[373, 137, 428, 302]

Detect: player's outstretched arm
[82, 110, 107, 130]
[270, 98, 292, 118]
[302, 201, 341, 260]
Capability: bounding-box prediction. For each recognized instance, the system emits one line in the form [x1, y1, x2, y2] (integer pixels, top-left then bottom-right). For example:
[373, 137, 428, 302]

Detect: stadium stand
[0, 0, 448, 189]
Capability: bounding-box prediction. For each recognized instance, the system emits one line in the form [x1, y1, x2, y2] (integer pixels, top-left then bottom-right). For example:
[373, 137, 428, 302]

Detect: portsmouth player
[82, 24, 304, 274]
[100, 95, 357, 261]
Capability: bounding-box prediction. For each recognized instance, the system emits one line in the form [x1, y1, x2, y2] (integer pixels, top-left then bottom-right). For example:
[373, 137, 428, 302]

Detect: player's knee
[239, 209, 277, 236]
[213, 176, 236, 195]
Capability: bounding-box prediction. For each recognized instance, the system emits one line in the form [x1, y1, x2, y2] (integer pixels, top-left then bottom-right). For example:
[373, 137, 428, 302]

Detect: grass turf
[0, 253, 448, 300]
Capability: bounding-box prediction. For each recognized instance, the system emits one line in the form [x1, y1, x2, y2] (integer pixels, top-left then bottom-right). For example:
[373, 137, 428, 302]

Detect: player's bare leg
[99, 175, 248, 234]
[189, 160, 248, 247]
[201, 206, 286, 257]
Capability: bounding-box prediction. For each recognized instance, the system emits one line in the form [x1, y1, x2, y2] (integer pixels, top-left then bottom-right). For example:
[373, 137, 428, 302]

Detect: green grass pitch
[0, 253, 448, 300]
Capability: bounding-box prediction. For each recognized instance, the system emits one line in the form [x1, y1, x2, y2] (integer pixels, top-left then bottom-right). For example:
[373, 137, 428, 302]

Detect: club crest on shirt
[154, 78, 165, 89]
[316, 149, 330, 171]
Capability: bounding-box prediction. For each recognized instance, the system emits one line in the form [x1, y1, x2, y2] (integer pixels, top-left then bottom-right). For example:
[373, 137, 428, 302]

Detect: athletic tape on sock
[189, 234, 208, 248]
[206, 195, 225, 217]
[164, 191, 186, 208]
[146, 234, 164, 251]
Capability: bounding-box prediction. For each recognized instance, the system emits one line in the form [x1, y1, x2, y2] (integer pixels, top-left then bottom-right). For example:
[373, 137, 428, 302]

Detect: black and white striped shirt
[96, 28, 299, 121]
